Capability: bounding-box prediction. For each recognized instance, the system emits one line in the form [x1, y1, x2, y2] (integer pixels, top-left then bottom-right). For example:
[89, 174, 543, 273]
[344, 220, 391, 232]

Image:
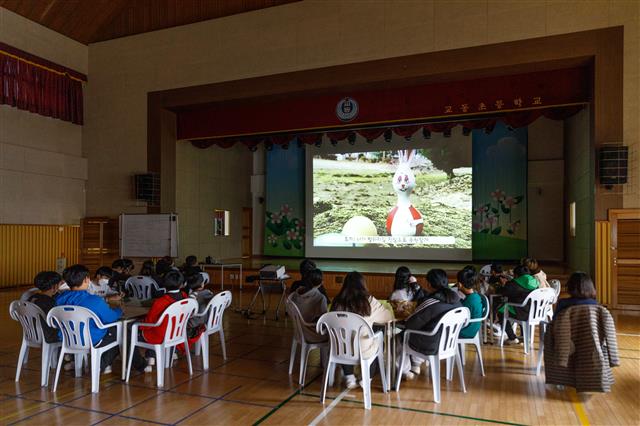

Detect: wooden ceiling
[0, 0, 299, 45]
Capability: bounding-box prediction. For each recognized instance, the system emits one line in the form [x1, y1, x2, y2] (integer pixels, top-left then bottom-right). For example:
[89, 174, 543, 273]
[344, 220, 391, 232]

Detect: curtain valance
[0, 42, 86, 125]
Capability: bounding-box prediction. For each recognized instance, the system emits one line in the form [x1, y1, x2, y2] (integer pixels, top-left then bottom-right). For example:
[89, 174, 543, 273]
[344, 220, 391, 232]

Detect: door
[241, 207, 252, 258]
[610, 209, 640, 310]
[80, 217, 119, 273]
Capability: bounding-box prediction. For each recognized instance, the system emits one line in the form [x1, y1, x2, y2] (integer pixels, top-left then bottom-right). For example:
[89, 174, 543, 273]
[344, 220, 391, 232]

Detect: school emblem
[336, 97, 359, 122]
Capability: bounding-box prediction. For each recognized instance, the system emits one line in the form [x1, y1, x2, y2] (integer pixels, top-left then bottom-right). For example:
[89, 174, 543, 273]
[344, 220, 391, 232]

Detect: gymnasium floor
[1, 288, 639, 426]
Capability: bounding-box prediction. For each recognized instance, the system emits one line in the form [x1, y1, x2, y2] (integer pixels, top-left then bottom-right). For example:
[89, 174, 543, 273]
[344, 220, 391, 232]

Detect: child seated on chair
[289, 269, 328, 341]
[182, 255, 203, 276]
[331, 271, 393, 389]
[495, 265, 539, 345]
[139, 270, 201, 370]
[400, 269, 462, 379]
[521, 257, 550, 289]
[290, 259, 330, 302]
[110, 259, 130, 293]
[457, 268, 483, 339]
[187, 273, 214, 328]
[88, 266, 120, 298]
[29, 271, 63, 344]
[388, 266, 424, 320]
[56, 264, 147, 374]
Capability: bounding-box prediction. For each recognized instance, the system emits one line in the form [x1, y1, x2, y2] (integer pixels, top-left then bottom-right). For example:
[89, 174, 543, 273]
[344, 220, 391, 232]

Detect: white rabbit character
[386, 150, 424, 236]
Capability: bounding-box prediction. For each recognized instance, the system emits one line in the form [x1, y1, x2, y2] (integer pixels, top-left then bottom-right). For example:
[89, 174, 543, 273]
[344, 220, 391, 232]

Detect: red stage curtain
[326, 130, 353, 142]
[296, 133, 322, 145]
[0, 42, 85, 125]
[357, 128, 386, 141]
[189, 105, 584, 149]
[392, 125, 421, 138]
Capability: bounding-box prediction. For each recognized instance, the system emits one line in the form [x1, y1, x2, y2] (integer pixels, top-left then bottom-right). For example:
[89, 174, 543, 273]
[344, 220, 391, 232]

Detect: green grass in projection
[313, 155, 472, 249]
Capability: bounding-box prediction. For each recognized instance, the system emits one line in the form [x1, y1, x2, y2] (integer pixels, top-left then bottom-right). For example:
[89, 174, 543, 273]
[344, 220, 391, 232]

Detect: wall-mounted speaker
[134, 173, 160, 206]
[599, 146, 628, 186]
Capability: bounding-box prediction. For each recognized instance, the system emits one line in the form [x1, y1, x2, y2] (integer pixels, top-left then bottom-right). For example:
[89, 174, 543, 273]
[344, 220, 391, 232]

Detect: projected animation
[312, 148, 472, 249]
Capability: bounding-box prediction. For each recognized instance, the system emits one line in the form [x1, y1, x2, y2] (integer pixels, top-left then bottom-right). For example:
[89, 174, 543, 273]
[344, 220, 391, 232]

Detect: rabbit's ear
[397, 150, 405, 163]
[407, 149, 415, 165]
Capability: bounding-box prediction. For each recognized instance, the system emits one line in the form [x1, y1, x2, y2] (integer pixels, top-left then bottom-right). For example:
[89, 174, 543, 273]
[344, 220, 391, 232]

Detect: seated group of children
[24, 255, 214, 375]
[288, 256, 586, 387]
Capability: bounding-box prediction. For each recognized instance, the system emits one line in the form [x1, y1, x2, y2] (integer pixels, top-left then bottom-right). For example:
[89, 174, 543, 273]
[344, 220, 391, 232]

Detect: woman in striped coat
[543, 273, 619, 393]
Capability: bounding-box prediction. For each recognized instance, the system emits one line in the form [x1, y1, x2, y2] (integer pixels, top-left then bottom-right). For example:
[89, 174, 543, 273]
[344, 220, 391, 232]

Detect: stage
[202, 257, 572, 299]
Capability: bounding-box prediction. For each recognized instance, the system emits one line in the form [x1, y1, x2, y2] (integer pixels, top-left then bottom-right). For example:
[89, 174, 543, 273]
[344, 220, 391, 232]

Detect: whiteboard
[119, 214, 178, 258]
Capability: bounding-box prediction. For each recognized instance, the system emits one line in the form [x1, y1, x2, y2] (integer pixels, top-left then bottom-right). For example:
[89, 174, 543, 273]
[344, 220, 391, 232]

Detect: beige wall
[83, 0, 639, 220]
[175, 142, 252, 262]
[0, 9, 88, 224]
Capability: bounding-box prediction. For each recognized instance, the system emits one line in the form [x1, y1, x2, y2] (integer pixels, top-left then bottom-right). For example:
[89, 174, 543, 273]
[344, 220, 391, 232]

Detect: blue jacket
[56, 290, 122, 344]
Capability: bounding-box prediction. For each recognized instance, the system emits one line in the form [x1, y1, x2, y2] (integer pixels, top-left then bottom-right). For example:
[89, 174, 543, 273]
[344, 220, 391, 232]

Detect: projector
[259, 265, 286, 280]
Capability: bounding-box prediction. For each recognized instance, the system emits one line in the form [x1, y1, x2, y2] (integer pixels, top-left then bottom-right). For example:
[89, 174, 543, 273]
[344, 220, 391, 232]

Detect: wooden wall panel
[595, 220, 612, 305]
[0, 224, 79, 287]
[617, 264, 640, 306]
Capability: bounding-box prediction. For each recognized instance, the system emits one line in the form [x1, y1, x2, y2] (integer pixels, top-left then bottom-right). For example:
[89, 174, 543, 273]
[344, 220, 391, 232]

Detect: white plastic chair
[126, 298, 198, 388]
[19, 288, 40, 302]
[10, 301, 62, 387]
[396, 307, 470, 403]
[125, 276, 162, 301]
[286, 297, 329, 386]
[193, 291, 232, 370]
[549, 279, 561, 300]
[499, 288, 557, 354]
[47, 305, 122, 393]
[316, 312, 388, 410]
[457, 294, 489, 376]
[200, 272, 210, 286]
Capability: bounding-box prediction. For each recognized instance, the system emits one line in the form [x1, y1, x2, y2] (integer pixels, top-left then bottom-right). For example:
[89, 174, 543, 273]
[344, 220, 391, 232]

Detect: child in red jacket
[139, 270, 202, 371]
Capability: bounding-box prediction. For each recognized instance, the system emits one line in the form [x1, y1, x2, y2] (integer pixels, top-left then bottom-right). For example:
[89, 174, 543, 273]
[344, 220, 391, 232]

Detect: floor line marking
[569, 388, 591, 426]
[300, 392, 528, 426]
[308, 387, 351, 426]
[252, 373, 321, 425]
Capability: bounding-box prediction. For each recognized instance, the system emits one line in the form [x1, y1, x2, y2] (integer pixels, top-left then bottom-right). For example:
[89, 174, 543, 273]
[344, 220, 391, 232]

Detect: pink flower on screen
[281, 204, 293, 218]
[491, 189, 505, 201]
[286, 230, 298, 241]
[267, 235, 278, 244]
[473, 222, 484, 231]
[504, 196, 517, 208]
[485, 216, 497, 227]
[271, 212, 282, 224]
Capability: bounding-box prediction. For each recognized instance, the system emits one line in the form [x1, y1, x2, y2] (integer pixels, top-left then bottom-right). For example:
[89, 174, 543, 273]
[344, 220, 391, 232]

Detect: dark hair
[513, 265, 531, 278]
[426, 269, 458, 304]
[457, 268, 477, 289]
[185, 255, 197, 267]
[163, 270, 184, 291]
[521, 257, 541, 275]
[95, 266, 113, 279]
[299, 259, 317, 278]
[122, 258, 134, 271]
[332, 271, 371, 317]
[162, 256, 174, 265]
[140, 260, 155, 276]
[111, 259, 125, 270]
[490, 263, 503, 274]
[186, 273, 205, 292]
[303, 269, 323, 290]
[64, 264, 90, 288]
[394, 266, 412, 291]
[155, 259, 171, 276]
[567, 272, 597, 299]
[34, 271, 62, 291]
